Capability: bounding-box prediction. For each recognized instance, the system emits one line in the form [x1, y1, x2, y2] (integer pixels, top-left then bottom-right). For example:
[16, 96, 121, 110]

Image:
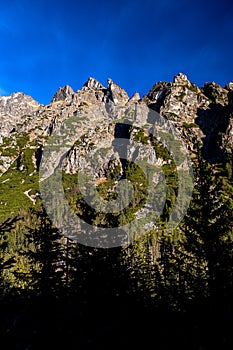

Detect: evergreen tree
[0, 217, 18, 294]
[183, 149, 233, 301]
[26, 207, 65, 299]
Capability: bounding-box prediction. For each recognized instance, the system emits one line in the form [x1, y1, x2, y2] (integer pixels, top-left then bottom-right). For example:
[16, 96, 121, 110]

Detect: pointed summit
[106, 78, 129, 105]
[82, 77, 105, 91]
[173, 72, 190, 85]
[51, 85, 74, 103]
[129, 92, 140, 102]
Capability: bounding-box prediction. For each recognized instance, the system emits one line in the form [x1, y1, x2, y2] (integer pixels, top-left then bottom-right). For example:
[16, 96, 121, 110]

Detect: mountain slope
[0, 73, 232, 224]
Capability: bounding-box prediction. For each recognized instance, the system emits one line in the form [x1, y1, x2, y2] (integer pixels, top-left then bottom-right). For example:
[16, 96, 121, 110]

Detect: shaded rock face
[0, 74, 232, 175]
[228, 88, 233, 108]
[203, 82, 229, 105]
[147, 81, 172, 113]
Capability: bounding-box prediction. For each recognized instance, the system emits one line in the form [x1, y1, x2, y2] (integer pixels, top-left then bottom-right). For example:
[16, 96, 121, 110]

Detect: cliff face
[0, 73, 232, 221]
[147, 73, 233, 161]
[0, 73, 232, 172]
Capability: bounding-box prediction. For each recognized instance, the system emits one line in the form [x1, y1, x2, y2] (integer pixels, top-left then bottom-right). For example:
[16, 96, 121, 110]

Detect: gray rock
[81, 77, 105, 91]
[51, 85, 75, 102]
[0, 74, 232, 176]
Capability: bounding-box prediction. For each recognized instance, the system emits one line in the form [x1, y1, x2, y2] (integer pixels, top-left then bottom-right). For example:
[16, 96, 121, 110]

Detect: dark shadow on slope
[195, 102, 231, 163]
[35, 145, 43, 171]
[113, 122, 132, 177]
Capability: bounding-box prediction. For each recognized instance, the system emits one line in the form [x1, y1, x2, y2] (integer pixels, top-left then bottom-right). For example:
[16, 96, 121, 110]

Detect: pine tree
[0, 217, 18, 294]
[183, 149, 233, 299]
[26, 207, 65, 299]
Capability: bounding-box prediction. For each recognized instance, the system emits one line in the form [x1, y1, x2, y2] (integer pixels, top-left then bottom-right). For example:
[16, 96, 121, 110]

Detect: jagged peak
[10, 92, 25, 97]
[0, 91, 40, 118]
[204, 81, 223, 88]
[146, 81, 172, 106]
[0, 91, 40, 106]
[173, 72, 190, 85]
[81, 77, 105, 91]
[224, 81, 233, 91]
[129, 91, 140, 102]
[51, 85, 75, 102]
[203, 81, 228, 104]
[106, 78, 129, 104]
[107, 77, 113, 86]
[107, 77, 122, 90]
[0, 91, 35, 100]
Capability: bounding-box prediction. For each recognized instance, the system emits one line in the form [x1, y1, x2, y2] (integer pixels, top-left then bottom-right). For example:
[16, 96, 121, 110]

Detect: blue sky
[0, 0, 233, 105]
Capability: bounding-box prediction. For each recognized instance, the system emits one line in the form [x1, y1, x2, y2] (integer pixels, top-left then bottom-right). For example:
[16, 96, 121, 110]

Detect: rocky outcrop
[203, 82, 228, 105]
[0, 92, 40, 143]
[0, 92, 39, 118]
[145, 73, 233, 162]
[228, 86, 233, 108]
[51, 85, 75, 102]
[106, 78, 129, 105]
[129, 92, 140, 103]
[81, 77, 105, 91]
[0, 74, 232, 233]
[0, 74, 232, 176]
[147, 81, 172, 111]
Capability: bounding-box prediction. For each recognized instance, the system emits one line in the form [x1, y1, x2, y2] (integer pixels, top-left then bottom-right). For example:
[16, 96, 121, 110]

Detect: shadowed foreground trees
[0, 153, 233, 348]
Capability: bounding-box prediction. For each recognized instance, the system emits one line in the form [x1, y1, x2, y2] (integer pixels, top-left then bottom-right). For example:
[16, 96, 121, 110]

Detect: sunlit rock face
[0, 74, 232, 175]
[0, 92, 40, 117]
[51, 85, 75, 103]
[146, 73, 233, 163]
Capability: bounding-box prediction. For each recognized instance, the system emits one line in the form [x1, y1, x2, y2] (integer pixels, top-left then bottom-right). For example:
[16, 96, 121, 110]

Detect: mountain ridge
[0, 72, 232, 161]
[0, 73, 232, 222]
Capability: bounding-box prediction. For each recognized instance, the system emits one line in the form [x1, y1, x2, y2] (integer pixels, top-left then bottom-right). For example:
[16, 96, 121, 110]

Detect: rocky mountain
[0, 73, 232, 228]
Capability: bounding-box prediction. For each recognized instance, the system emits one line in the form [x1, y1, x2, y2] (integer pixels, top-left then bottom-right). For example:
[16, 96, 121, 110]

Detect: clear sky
[0, 0, 233, 105]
